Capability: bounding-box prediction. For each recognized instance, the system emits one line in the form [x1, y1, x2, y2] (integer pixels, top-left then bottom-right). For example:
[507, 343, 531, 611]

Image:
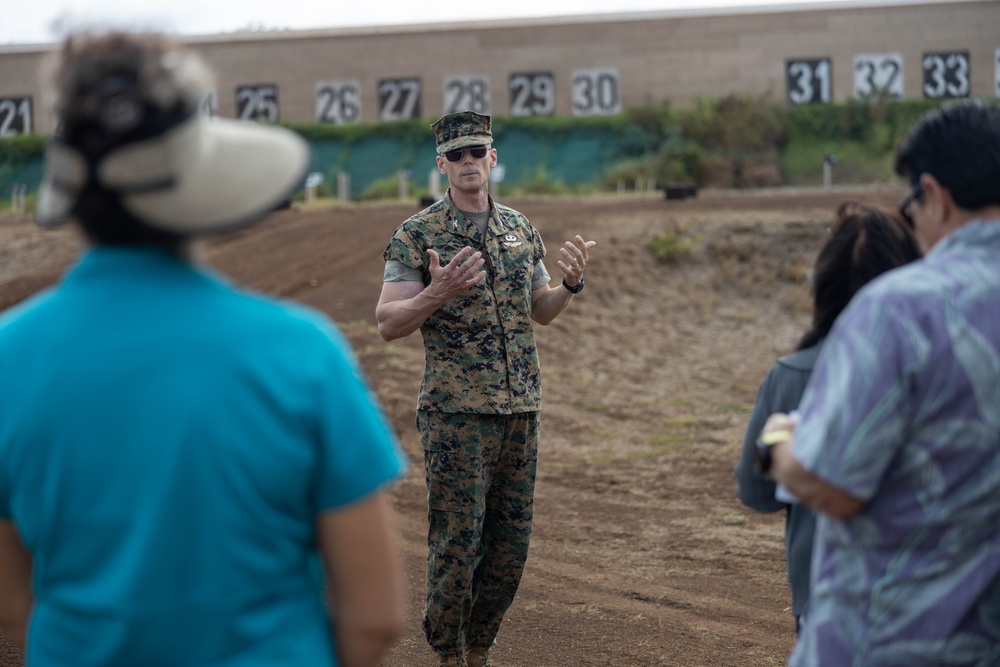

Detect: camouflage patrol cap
[431, 111, 493, 155]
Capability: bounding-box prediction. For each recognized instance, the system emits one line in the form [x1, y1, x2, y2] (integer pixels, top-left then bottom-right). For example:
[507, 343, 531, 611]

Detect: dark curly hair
[44, 32, 213, 249]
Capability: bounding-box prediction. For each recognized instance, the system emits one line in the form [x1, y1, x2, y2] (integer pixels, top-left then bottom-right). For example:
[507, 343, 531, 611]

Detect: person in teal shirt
[0, 32, 407, 667]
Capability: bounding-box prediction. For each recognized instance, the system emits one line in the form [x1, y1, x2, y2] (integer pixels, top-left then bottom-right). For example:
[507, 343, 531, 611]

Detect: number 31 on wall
[786, 59, 832, 105]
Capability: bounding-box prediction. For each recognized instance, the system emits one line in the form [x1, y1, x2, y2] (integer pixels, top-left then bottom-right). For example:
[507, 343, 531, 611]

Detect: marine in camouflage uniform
[376, 111, 596, 667]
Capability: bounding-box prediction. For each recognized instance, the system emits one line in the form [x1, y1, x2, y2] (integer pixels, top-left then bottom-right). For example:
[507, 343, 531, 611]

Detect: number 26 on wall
[315, 81, 361, 124]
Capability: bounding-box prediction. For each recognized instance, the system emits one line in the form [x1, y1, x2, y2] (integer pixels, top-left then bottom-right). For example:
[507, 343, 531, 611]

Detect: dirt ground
[0, 186, 905, 667]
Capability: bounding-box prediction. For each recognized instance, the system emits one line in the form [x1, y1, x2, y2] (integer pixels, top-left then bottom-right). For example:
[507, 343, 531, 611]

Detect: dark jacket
[734, 343, 822, 618]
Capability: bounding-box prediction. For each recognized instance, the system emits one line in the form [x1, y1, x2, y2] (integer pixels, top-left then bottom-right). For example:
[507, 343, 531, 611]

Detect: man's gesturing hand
[557, 235, 597, 287]
[425, 247, 487, 301]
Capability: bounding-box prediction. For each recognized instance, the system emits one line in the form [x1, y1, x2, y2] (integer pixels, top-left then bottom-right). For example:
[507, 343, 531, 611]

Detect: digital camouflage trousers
[417, 410, 539, 655]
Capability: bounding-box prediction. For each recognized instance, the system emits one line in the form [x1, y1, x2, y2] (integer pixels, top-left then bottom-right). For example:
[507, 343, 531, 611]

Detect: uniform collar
[443, 189, 507, 241]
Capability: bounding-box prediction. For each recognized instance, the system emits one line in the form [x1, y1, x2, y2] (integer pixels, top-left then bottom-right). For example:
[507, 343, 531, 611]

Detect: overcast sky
[0, 0, 922, 46]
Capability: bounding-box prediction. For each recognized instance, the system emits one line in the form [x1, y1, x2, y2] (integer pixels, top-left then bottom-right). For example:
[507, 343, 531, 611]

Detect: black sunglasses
[897, 182, 924, 229]
[444, 145, 489, 162]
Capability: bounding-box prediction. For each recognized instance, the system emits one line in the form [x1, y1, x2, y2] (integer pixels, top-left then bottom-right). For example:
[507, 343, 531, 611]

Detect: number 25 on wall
[236, 85, 279, 122]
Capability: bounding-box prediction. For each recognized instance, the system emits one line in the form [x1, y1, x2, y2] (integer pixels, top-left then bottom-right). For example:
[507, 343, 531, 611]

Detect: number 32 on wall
[854, 54, 903, 99]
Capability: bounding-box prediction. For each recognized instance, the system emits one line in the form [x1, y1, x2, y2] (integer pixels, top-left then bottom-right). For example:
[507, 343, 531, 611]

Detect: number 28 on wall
[444, 76, 490, 115]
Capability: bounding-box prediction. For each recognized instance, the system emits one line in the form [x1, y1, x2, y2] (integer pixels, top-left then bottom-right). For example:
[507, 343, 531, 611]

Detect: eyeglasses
[897, 182, 923, 229]
[444, 145, 490, 163]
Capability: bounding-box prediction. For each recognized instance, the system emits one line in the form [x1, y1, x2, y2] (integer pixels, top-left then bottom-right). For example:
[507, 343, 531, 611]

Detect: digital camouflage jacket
[383, 191, 546, 414]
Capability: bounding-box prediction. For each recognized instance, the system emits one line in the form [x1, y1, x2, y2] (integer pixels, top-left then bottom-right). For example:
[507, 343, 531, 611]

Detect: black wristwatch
[562, 278, 585, 294]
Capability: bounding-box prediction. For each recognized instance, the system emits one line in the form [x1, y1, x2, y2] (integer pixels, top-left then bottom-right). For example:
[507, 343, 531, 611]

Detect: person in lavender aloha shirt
[761, 100, 1000, 666]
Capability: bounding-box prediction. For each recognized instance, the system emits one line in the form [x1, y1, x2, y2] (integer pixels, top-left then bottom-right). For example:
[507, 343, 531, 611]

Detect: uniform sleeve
[530, 225, 546, 264]
[384, 259, 425, 283]
[311, 323, 408, 510]
[531, 259, 551, 291]
[793, 293, 916, 501]
[383, 223, 425, 270]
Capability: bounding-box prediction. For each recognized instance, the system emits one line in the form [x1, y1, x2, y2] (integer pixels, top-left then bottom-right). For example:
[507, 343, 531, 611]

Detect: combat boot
[464, 645, 491, 667]
[438, 652, 466, 667]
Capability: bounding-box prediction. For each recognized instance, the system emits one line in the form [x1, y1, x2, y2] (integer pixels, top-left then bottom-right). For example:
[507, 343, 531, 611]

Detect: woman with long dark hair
[734, 201, 921, 632]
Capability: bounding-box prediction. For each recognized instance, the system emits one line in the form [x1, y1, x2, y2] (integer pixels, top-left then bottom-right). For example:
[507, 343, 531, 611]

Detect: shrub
[649, 228, 699, 262]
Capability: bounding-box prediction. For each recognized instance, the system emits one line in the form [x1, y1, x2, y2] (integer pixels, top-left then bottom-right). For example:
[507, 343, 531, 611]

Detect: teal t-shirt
[0, 247, 407, 666]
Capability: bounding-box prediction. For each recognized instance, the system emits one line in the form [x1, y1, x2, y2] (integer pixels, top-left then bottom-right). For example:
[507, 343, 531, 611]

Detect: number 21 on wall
[0, 97, 32, 137]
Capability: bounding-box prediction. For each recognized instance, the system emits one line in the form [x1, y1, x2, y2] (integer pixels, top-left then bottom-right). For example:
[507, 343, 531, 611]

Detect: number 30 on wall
[786, 58, 832, 105]
[572, 69, 621, 116]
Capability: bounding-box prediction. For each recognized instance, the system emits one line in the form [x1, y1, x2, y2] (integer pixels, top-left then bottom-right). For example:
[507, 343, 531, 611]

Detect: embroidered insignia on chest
[503, 234, 522, 248]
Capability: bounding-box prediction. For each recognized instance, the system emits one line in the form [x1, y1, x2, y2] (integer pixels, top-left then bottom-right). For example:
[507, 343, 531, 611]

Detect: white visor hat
[36, 112, 310, 235]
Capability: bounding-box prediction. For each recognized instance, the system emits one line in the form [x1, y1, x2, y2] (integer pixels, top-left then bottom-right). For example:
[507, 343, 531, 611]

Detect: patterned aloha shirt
[790, 220, 1000, 667]
[383, 190, 546, 414]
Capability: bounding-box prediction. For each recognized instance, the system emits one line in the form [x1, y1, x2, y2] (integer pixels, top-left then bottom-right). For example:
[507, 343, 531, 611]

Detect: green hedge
[3, 97, 989, 200]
